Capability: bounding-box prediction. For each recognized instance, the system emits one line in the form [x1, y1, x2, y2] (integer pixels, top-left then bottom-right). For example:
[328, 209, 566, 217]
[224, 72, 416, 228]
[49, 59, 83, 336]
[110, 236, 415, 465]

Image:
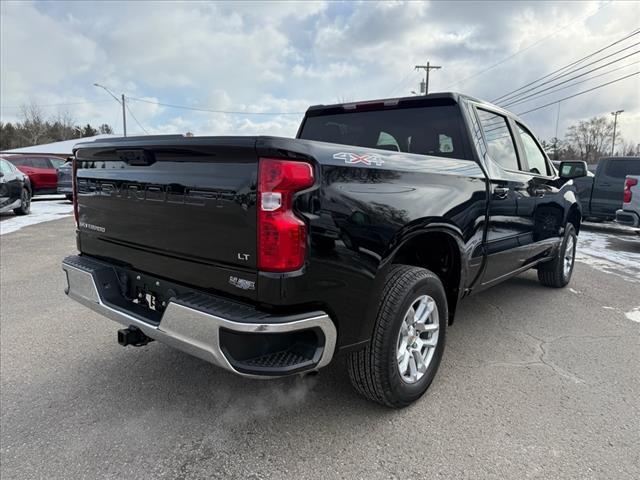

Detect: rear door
[474, 107, 537, 286]
[32, 157, 57, 189]
[591, 158, 640, 217]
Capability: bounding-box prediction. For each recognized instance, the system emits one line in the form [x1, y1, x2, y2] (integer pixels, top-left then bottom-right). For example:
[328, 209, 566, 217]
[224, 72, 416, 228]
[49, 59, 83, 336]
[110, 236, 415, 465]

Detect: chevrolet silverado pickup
[62, 92, 586, 407]
[616, 174, 640, 227]
[571, 156, 640, 222]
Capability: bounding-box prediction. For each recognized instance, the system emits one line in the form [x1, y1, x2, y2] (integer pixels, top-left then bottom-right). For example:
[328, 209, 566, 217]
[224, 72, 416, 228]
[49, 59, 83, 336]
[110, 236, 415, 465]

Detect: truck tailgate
[74, 136, 259, 300]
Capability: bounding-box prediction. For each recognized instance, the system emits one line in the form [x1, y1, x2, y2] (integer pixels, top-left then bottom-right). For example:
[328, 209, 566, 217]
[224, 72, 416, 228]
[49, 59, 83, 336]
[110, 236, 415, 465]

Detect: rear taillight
[258, 158, 314, 272]
[72, 156, 78, 227]
[623, 177, 637, 203]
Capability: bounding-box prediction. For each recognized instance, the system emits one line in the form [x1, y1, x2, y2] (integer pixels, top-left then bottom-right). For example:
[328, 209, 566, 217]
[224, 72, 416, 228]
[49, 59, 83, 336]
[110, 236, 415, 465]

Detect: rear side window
[605, 159, 640, 178]
[476, 109, 519, 171]
[517, 124, 550, 176]
[30, 158, 51, 168]
[299, 105, 469, 160]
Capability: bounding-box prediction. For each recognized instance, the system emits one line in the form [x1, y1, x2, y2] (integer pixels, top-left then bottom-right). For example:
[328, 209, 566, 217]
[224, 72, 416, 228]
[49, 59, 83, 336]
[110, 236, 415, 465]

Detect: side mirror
[559, 160, 587, 179]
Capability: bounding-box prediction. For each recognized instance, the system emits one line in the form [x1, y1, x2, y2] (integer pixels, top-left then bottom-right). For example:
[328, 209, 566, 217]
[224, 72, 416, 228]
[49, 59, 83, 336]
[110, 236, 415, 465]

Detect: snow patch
[625, 307, 640, 323]
[575, 230, 640, 283]
[0, 199, 73, 235]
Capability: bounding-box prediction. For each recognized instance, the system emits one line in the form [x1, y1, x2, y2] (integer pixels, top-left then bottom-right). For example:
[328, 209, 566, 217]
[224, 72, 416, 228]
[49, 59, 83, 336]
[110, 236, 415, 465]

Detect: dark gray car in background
[56, 157, 73, 201]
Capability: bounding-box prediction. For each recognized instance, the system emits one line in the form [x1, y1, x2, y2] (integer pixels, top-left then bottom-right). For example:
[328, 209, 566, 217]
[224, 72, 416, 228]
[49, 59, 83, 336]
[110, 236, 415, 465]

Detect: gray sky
[1, 0, 639, 143]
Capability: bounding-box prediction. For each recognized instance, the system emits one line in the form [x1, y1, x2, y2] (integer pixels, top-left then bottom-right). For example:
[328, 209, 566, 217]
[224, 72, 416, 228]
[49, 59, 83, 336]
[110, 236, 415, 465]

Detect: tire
[13, 188, 31, 216]
[348, 265, 447, 408]
[537, 223, 577, 288]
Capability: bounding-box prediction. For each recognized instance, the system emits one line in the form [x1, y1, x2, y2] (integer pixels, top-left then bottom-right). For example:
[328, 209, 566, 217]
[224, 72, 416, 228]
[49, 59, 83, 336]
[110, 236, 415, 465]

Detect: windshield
[299, 105, 470, 160]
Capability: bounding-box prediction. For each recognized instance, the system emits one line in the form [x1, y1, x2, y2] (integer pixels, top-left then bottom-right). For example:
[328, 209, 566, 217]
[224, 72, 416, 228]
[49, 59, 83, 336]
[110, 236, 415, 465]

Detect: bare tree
[1, 101, 113, 150]
[50, 110, 77, 141]
[619, 138, 639, 156]
[565, 116, 614, 163]
[18, 102, 50, 146]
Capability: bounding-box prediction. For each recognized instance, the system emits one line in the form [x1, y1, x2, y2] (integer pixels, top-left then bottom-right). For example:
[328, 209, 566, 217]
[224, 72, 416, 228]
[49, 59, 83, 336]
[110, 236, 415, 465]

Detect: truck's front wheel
[537, 223, 577, 288]
[348, 265, 447, 408]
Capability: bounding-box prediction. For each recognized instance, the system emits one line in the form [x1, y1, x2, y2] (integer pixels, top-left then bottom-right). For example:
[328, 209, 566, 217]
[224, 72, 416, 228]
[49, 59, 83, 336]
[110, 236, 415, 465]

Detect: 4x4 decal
[333, 152, 385, 166]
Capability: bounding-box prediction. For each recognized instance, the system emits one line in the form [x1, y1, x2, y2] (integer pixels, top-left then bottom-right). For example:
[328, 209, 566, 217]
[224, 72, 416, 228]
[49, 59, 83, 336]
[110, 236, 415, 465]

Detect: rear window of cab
[299, 105, 471, 160]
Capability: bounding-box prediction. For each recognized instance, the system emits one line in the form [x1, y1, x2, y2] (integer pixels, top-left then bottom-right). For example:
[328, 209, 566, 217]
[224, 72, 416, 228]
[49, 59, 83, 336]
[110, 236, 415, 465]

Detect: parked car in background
[615, 175, 640, 227]
[562, 157, 640, 222]
[57, 157, 73, 201]
[0, 157, 31, 215]
[5, 155, 65, 195]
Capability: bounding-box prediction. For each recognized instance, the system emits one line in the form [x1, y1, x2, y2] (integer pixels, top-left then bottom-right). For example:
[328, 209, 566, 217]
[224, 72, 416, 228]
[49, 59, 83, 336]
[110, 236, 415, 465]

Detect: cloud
[1, 0, 638, 142]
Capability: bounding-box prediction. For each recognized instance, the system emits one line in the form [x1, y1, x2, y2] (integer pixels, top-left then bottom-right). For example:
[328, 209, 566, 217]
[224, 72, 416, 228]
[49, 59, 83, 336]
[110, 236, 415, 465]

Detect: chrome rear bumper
[62, 256, 336, 377]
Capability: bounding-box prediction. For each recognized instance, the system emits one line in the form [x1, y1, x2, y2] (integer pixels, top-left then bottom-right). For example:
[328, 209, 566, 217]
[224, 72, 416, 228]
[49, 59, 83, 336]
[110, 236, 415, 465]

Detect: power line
[449, 1, 612, 89]
[124, 102, 149, 135]
[493, 27, 640, 103]
[389, 69, 420, 96]
[503, 60, 640, 108]
[127, 96, 305, 115]
[516, 71, 639, 116]
[502, 53, 640, 107]
[497, 41, 639, 105]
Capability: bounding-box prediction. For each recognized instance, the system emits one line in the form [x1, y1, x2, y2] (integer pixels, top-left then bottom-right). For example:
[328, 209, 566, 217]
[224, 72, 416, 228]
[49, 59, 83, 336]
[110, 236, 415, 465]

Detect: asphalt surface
[1, 216, 638, 480]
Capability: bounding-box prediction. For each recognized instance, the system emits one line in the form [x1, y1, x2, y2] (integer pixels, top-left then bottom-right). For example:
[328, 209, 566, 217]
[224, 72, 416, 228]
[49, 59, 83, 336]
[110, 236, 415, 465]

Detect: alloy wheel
[396, 295, 439, 384]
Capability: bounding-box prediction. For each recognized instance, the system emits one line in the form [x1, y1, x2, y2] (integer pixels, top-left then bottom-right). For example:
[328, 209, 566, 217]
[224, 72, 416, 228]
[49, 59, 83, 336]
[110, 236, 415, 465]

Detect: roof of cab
[304, 91, 511, 118]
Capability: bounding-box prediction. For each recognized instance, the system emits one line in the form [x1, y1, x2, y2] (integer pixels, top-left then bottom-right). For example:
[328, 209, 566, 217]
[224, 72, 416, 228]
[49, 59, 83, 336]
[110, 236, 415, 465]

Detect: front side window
[7, 157, 32, 167]
[476, 109, 519, 171]
[517, 124, 549, 176]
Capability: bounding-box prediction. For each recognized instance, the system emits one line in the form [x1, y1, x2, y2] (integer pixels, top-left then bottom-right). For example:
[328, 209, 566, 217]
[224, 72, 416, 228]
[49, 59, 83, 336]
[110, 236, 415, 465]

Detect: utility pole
[93, 83, 127, 137]
[610, 110, 623, 156]
[414, 61, 441, 95]
[121, 94, 127, 138]
[553, 101, 562, 160]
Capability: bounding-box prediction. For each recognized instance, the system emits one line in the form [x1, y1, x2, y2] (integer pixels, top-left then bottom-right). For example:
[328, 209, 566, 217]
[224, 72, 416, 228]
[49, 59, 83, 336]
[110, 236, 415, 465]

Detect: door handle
[493, 186, 509, 198]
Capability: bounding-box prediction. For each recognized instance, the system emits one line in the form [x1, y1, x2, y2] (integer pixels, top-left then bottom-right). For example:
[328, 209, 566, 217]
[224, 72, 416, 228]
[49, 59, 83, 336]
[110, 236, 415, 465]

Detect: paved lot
[1, 213, 638, 479]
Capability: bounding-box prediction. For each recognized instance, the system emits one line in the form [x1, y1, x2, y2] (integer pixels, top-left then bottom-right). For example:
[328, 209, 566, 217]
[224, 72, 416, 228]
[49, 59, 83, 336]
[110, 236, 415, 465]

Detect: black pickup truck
[568, 157, 640, 222]
[62, 92, 586, 407]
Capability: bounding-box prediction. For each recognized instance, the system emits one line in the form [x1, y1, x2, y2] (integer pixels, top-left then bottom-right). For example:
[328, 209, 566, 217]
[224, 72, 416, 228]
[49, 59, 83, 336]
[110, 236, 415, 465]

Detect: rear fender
[358, 221, 467, 339]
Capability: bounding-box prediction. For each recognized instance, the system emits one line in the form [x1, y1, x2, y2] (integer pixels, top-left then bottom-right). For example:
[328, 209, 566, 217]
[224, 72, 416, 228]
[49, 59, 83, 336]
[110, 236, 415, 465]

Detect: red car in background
[5, 155, 65, 195]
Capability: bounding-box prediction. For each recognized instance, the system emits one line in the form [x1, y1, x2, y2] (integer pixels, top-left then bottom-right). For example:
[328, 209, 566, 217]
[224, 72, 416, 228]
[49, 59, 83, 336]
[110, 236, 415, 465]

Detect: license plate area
[126, 272, 176, 314]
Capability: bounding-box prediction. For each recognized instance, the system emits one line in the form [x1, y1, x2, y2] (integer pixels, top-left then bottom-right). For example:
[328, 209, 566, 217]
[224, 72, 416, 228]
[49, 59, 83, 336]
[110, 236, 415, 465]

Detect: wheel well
[392, 231, 462, 324]
[567, 206, 581, 234]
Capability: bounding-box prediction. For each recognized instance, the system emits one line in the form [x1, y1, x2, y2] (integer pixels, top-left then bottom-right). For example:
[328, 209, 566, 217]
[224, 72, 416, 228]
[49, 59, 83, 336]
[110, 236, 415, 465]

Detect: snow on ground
[0, 198, 73, 235]
[625, 307, 640, 323]
[576, 229, 640, 283]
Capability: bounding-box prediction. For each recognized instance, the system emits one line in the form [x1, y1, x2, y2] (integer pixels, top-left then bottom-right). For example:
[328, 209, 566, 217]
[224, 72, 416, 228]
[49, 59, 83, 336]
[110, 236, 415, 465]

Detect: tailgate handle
[117, 149, 156, 166]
